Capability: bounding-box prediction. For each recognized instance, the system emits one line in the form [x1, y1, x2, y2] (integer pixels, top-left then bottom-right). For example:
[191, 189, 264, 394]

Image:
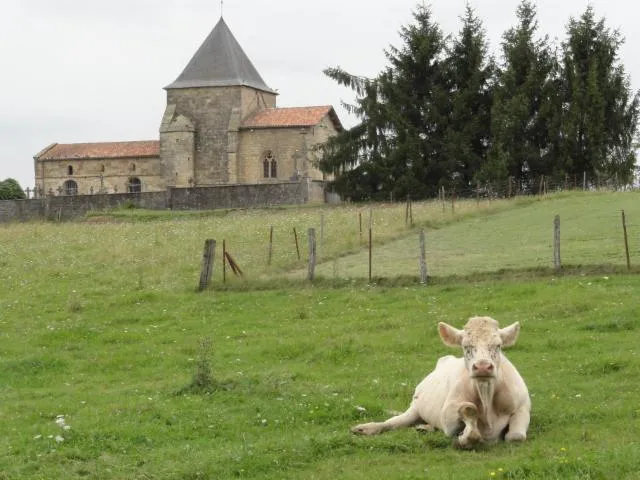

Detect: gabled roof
[165, 17, 276, 93]
[241, 106, 344, 131]
[35, 141, 160, 160]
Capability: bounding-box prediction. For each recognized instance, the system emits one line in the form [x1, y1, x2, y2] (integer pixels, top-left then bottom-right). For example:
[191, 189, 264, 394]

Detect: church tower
[160, 17, 277, 186]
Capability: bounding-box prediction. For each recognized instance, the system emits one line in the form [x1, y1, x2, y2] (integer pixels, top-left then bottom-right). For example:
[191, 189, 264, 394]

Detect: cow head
[438, 316, 520, 380]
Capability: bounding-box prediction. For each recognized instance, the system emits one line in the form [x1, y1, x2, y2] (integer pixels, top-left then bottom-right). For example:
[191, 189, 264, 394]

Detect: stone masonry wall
[0, 181, 328, 223]
[166, 86, 277, 186]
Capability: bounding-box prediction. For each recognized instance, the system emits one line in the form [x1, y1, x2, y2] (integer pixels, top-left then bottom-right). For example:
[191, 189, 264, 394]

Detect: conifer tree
[442, 4, 494, 192]
[561, 6, 639, 185]
[485, 0, 557, 191]
[321, 4, 448, 199]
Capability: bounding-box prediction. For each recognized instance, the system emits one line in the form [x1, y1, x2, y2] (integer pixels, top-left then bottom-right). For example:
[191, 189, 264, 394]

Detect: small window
[263, 151, 276, 178]
[130, 163, 136, 172]
[67, 165, 74, 175]
[128, 177, 142, 193]
[100, 164, 105, 173]
[63, 180, 78, 195]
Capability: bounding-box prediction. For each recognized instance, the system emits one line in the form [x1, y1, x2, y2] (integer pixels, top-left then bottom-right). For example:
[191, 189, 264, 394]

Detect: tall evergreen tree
[562, 6, 640, 185]
[442, 4, 494, 192]
[486, 0, 557, 191]
[320, 4, 449, 199]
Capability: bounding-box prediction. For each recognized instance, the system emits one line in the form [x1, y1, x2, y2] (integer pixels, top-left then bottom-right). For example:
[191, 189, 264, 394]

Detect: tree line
[319, 1, 640, 200]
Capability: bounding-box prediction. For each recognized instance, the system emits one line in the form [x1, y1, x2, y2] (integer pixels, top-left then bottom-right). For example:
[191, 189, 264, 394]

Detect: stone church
[33, 17, 343, 198]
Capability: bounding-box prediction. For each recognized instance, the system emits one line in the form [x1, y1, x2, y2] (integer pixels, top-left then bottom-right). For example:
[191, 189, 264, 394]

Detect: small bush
[178, 337, 218, 395]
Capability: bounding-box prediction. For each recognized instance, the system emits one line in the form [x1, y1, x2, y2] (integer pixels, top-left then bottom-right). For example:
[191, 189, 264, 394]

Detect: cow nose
[472, 360, 494, 376]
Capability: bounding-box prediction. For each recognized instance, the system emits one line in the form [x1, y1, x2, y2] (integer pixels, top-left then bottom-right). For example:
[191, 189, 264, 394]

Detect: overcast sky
[1, 0, 638, 189]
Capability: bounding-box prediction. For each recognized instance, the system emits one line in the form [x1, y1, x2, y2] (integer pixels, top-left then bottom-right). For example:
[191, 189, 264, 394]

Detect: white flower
[33, 435, 42, 440]
[355, 406, 367, 412]
[55, 435, 64, 443]
[63, 425, 71, 431]
[55, 416, 66, 427]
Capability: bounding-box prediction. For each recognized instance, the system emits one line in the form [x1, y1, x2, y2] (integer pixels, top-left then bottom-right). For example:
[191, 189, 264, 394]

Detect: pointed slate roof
[165, 17, 276, 93]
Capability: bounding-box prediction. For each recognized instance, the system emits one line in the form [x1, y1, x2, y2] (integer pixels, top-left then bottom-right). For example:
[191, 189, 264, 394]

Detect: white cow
[351, 316, 531, 449]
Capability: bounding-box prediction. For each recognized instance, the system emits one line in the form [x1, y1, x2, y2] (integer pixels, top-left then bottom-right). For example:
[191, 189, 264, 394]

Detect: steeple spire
[165, 17, 276, 93]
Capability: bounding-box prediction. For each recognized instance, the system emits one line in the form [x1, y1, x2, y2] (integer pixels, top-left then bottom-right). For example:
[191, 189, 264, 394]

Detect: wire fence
[202, 187, 640, 287]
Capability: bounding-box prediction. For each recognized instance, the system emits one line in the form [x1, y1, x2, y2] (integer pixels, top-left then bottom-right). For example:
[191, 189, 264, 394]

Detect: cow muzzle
[471, 360, 495, 378]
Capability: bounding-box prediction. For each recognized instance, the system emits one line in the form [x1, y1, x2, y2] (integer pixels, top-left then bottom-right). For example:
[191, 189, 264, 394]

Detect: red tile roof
[35, 140, 160, 160]
[241, 106, 343, 131]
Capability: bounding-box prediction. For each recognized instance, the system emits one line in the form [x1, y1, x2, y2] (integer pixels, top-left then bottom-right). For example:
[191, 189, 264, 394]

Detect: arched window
[263, 151, 276, 178]
[63, 180, 78, 195]
[128, 177, 142, 193]
[67, 165, 74, 175]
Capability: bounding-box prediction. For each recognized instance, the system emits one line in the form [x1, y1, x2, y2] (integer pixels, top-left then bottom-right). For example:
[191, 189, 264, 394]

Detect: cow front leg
[351, 408, 421, 436]
[441, 401, 482, 449]
[505, 406, 530, 442]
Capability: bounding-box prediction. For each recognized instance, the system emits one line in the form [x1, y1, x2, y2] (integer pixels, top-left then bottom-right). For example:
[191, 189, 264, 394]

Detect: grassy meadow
[1, 191, 639, 479]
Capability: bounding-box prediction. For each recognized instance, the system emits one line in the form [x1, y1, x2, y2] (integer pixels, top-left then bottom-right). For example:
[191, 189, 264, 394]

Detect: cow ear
[438, 322, 463, 347]
[499, 322, 520, 347]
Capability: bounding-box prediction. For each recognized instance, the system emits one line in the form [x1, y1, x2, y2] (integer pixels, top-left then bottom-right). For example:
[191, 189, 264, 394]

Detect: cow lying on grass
[352, 316, 531, 449]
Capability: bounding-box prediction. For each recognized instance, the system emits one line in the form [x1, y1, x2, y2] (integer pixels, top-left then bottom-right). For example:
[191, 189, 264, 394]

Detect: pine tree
[486, 0, 557, 192]
[442, 4, 494, 192]
[562, 6, 640, 186]
[320, 4, 449, 199]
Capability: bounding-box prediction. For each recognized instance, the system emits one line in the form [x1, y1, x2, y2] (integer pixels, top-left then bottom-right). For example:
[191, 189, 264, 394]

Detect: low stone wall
[0, 180, 330, 222]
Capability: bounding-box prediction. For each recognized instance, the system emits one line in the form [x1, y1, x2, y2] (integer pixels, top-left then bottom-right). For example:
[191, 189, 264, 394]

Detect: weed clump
[178, 337, 218, 395]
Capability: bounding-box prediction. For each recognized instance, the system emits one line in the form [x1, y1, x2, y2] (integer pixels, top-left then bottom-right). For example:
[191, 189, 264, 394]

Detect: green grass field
[1, 192, 639, 479]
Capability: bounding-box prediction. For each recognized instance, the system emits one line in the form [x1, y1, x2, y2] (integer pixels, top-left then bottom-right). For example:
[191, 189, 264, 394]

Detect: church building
[33, 17, 343, 197]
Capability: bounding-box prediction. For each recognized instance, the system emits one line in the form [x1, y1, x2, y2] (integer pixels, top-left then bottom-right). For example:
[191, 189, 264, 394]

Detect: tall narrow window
[130, 163, 136, 172]
[67, 165, 73, 175]
[263, 151, 276, 178]
[63, 180, 78, 195]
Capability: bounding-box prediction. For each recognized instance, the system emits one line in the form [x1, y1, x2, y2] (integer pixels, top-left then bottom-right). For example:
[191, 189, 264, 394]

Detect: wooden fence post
[320, 212, 324, 260]
[622, 210, 631, 270]
[198, 239, 216, 291]
[553, 215, 561, 270]
[368, 227, 373, 283]
[293, 227, 301, 260]
[267, 226, 273, 266]
[222, 239, 226, 283]
[307, 228, 316, 281]
[419, 229, 427, 284]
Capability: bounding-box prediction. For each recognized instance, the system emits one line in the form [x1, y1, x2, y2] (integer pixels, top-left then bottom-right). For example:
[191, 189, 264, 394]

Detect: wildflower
[489, 472, 496, 477]
[355, 406, 367, 412]
[55, 435, 64, 443]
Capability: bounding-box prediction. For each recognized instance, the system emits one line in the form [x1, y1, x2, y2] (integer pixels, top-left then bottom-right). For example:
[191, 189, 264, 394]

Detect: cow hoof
[415, 423, 435, 433]
[351, 423, 380, 435]
[456, 428, 482, 449]
[505, 431, 526, 443]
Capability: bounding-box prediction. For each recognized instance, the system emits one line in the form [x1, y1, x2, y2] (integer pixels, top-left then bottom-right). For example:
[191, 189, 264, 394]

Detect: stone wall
[0, 181, 330, 223]
[35, 156, 164, 196]
[165, 86, 277, 186]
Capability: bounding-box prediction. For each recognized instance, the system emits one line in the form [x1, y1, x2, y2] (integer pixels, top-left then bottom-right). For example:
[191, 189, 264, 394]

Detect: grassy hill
[1, 192, 639, 479]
